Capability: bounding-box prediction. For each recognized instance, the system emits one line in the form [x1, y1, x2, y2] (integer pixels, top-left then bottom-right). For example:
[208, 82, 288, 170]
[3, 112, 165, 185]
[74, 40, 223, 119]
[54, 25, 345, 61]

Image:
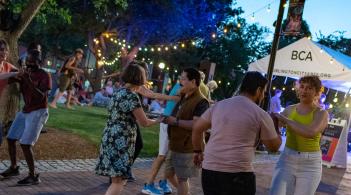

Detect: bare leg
[65, 90, 73, 109]
[177, 178, 189, 195]
[165, 170, 178, 188]
[49, 91, 65, 108]
[20, 144, 35, 176]
[147, 155, 166, 184]
[105, 176, 124, 195]
[7, 138, 17, 169]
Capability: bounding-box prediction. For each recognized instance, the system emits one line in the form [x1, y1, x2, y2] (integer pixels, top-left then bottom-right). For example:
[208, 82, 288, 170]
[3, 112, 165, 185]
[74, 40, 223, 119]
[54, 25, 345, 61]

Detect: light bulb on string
[346, 103, 349, 108]
[173, 45, 177, 50]
[157, 47, 161, 52]
[283, 3, 288, 8]
[223, 28, 228, 33]
[267, 4, 271, 12]
[218, 80, 221, 84]
[272, 86, 276, 90]
[181, 43, 185, 48]
[212, 33, 216, 39]
[118, 42, 121, 45]
[151, 48, 155, 52]
[127, 45, 131, 49]
[192, 41, 196, 45]
[333, 97, 338, 103]
[144, 48, 148, 52]
[237, 23, 241, 28]
[139, 47, 142, 51]
[251, 13, 255, 21]
[165, 47, 169, 51]
[329, 104, 333, 108]
[282, 87, 286, 91]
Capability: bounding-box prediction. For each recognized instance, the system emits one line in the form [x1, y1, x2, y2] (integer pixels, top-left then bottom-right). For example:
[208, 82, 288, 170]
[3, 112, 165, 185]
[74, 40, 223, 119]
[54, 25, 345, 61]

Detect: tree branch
[12, 0, 46, 38]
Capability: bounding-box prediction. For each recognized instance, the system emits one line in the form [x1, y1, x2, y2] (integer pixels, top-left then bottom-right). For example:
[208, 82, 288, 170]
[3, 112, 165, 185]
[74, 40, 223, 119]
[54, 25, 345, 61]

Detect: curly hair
[299, 76, 322, 93]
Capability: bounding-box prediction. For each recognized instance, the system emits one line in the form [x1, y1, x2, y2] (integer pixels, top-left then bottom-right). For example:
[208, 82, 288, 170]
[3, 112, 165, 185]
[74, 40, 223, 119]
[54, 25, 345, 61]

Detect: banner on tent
[284, 0, 306, 36]
[272, 69, 332, 79]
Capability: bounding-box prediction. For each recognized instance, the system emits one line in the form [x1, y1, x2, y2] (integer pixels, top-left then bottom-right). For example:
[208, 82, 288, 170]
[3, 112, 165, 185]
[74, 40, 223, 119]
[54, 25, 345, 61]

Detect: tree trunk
[0, 0, 46, 64]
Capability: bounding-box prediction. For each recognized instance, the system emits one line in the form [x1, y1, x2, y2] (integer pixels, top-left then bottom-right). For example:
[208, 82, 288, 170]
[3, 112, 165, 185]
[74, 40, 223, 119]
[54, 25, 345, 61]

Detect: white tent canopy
[248, 37, 351, 92]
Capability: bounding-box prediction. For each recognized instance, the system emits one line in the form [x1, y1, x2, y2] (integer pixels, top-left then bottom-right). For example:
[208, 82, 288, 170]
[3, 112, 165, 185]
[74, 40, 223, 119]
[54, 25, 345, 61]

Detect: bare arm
[65, 58, 83, 73]
[0, 72, 18, 80]
[276, 109, 329, 138]
[102, 72, 120, 79]
[137, 85, 180, 101]
[132, 107, 159, 127]
[261, 137, 282, 152]
[164, 116, 200, 131]
[192, 117, 211, 151]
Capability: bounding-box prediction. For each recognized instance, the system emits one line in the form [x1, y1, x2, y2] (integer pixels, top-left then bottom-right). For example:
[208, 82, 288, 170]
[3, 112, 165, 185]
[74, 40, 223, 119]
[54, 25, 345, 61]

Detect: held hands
[163, 116, 176, 125]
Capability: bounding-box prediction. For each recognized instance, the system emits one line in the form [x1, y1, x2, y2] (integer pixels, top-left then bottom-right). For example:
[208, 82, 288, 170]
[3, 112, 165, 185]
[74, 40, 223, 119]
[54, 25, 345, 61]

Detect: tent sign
[291, 50, 312, 61]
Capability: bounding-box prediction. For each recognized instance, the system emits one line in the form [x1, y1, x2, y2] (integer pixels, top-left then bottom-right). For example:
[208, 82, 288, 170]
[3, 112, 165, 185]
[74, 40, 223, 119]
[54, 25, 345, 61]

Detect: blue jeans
[7, 108, 49, 145]
[270, 147, 322, 195]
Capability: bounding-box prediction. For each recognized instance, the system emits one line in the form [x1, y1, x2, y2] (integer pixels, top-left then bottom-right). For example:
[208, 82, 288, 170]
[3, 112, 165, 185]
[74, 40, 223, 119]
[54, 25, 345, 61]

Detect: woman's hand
[193, 152, 204, 168]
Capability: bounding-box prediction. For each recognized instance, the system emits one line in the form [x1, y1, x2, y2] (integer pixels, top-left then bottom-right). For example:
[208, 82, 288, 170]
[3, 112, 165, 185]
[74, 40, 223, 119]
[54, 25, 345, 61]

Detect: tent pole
[262, 0, 287, 111]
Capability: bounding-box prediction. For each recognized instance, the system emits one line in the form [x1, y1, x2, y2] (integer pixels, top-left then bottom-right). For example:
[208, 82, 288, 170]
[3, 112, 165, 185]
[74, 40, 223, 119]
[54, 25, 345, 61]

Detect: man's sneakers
[0, 166, 20, 179]
[141, 180, 173, 195]
[141, 183, 162, 195]
[17, 174, 41, 186]
[159, 179, 172, 194]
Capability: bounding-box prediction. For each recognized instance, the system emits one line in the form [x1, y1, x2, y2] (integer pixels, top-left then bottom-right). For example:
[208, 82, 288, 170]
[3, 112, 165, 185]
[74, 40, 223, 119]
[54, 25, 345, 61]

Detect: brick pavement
[0, 154, 350, 195]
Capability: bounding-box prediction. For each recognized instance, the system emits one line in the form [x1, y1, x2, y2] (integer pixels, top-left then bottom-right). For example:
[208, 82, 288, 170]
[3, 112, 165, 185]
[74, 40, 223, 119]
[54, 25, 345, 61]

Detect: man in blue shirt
[142, 82, 181, 195]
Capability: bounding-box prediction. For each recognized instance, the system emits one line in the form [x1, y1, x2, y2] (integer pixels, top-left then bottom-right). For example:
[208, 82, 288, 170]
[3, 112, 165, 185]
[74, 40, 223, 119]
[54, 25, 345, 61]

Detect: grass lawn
[46, 105, 160, 157]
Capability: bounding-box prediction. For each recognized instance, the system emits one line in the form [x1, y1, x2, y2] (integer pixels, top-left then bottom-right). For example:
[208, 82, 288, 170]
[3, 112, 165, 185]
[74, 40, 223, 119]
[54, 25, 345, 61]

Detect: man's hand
[193, 152, 204, 168]
[163, 116, 176, 125]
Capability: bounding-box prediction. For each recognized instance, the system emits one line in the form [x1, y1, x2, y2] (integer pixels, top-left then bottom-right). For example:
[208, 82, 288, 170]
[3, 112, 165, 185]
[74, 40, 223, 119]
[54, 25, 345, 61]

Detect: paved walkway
[0, 154, 350, 195]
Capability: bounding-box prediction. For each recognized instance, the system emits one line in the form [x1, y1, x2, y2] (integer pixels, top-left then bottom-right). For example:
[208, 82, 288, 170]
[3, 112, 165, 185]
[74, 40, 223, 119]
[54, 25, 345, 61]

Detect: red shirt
[10, 68, 52, 113]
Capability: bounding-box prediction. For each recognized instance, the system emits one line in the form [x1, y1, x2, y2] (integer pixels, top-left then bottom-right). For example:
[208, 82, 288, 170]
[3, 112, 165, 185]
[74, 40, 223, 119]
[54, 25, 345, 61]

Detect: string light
[267, 4, 271, 12]
[333, 97, 338, 103]
[272, 86, 276, 90]
[181, 43, 185, 48]
[251, 13, 255, 21]
[346, 103, 350, 108]
[223, 28, 228, 33]
[329, 104, 333, 108]
[237, 23, 241, 28]
[173, 45, 177, 50]
[165, 47, 169, 51]
[218, 80, 221, 84]
[282, 87, 286, 91]
[212, 33, 216, 39]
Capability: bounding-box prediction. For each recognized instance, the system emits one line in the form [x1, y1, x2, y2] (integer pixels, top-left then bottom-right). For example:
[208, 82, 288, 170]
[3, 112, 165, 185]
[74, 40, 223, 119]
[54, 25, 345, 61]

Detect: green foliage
[46, 105, 159, 157]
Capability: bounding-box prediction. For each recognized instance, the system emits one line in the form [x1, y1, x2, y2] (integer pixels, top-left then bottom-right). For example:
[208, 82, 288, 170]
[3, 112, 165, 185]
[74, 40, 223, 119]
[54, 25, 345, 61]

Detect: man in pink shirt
[192, 71, 281, 195]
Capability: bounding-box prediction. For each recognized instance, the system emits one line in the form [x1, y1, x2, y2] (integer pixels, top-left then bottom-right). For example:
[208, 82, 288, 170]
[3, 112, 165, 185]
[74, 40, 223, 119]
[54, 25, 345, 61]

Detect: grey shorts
[7, 108, 49, 145]
[165, 150, 199, 179]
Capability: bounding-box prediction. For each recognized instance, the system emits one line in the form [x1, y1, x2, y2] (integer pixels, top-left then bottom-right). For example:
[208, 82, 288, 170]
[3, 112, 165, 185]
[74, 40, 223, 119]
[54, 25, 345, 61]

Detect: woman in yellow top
[270, 76, 329, 195]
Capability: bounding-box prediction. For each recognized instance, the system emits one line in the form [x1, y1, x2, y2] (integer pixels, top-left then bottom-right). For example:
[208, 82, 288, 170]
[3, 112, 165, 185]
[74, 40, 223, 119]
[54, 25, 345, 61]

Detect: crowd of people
[0, 38, 331, 195]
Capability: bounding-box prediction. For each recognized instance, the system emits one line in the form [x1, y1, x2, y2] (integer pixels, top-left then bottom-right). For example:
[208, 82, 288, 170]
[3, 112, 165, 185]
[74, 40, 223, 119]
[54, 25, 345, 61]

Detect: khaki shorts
[165, 150, 199, 179]
[59, 74, 72, 92]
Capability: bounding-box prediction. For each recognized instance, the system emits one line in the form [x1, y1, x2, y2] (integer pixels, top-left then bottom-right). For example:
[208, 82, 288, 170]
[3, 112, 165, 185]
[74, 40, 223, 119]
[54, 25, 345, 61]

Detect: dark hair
[0, 39, 9, 51]
[121, 63, 145, 86]
[183, 67, 201, 86]
[299, 76, 322, 93]
[75, 48, 84, 55]
[27, 42, 41, 52]
[239, 71, 268, 96]
[26, 50, 42, 66]
[135, 61, 149, 78]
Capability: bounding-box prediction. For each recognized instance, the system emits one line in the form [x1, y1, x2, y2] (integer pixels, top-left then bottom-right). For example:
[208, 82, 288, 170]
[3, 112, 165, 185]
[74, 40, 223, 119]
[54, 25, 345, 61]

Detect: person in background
[90, 87, 110, 107]
[318, 93, 326, 110]
[0, 49, 51, 185]
[192, 71, 281, 195]
[95, 63, 163, 195]
[270, 89, 283, 113]
[199, 71, 210, 99]
[206, 80, 218, 104]
[270, 76, 329, 195]
[50, 48, 84, 109]
[0, 39, 18, 146]
[105, 80, 114, 97]
[141, 82, 181, 195]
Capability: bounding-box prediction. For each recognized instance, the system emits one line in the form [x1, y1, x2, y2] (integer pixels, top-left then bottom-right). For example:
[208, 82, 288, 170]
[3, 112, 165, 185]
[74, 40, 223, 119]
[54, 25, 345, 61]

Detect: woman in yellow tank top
[270, 76, 329, 195]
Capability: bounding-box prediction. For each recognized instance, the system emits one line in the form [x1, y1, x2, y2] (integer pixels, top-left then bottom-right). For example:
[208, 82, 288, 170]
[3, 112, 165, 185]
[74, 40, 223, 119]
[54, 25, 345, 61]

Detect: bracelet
[193, 150, 202, 153]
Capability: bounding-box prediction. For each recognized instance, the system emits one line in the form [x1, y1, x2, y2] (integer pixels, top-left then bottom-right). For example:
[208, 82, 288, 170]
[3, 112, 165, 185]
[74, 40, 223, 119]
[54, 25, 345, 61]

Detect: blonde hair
[207, 80, 218, 91]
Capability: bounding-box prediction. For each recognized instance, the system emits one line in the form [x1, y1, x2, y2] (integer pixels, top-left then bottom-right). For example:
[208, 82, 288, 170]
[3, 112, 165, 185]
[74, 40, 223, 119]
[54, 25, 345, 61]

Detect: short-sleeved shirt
[10, 68, 52, 113]
[201, 95, 278, 173]
[270, 96, 282, 113]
